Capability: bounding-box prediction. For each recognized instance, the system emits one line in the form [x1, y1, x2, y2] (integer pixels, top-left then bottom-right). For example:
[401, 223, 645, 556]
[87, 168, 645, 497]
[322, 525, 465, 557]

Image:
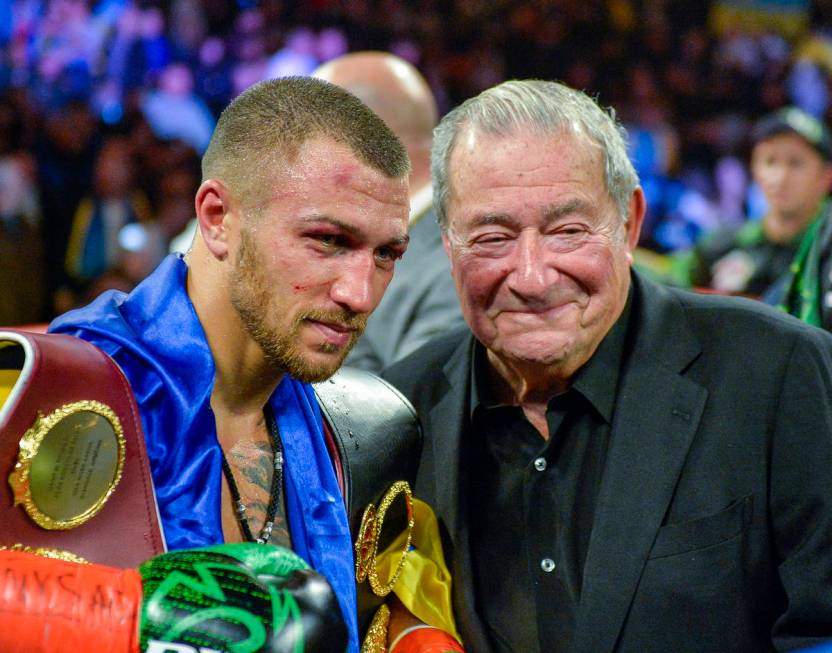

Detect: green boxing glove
[139, 543, 348, 653]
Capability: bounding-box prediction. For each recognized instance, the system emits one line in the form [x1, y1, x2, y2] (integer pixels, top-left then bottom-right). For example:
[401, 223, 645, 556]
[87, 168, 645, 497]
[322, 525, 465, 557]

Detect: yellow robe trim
[375, 498, 462, 643]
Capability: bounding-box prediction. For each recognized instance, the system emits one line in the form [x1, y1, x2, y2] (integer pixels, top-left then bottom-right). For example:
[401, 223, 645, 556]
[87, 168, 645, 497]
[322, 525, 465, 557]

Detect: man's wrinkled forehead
[447, 123, 600, 187]
[445, 124, 496, 188]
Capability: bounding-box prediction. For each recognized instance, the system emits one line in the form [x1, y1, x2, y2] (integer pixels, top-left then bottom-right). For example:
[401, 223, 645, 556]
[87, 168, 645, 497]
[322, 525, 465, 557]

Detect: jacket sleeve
[770, 326, 832, 650]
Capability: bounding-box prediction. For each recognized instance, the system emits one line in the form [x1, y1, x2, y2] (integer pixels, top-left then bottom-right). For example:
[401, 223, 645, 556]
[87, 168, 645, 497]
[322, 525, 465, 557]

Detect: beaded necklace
[220, 407, 283, 544]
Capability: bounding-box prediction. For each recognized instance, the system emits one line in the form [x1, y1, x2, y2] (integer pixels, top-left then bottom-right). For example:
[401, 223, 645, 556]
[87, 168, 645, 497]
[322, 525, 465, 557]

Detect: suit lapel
[426, 334, 493, 651]
[573, 277, 707, 653]
[427, 335, 472, 543]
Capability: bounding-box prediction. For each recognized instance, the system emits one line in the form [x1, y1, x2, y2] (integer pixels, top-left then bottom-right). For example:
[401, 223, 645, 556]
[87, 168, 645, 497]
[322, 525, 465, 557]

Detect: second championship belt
[0, 329, 164, 567]
[314, 367, 422, 644]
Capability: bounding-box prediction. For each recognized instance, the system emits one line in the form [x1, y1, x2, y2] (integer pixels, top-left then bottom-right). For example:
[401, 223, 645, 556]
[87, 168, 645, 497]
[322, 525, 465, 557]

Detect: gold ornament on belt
[8, 400, 126, 530]
[359, 603, 390, 653]
[0, 543, 88, 564]
[354, 479, 415, 597]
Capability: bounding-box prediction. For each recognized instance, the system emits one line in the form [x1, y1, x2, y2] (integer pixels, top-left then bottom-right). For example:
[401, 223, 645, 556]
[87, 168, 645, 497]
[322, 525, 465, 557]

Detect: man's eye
[375, 247, 403, 264]
[313, 234, 340, 247]
[473, 234, 511, 245]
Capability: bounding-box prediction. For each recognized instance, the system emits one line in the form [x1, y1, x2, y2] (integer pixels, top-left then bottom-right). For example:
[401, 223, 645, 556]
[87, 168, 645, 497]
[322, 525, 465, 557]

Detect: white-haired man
[384, 80, 832, 652]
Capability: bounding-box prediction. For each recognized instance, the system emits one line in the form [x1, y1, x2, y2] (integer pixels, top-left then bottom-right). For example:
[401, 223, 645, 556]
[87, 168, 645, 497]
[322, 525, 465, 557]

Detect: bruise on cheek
[332, 167, 356, 187]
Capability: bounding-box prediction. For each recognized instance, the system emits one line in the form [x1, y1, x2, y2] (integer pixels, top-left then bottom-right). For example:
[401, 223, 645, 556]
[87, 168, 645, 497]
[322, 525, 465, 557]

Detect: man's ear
[624, 186, 646, 261]
[441, 231, 454, 270]
[195, 179, 234, 261]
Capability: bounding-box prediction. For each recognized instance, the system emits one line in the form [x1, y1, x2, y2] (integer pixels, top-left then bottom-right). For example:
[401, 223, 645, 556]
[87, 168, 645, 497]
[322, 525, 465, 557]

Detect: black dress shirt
[467, 297, 632, 653]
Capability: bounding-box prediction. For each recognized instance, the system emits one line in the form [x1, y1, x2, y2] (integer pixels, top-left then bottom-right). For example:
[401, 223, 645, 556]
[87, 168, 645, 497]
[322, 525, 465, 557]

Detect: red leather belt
[0, 329, 164, 567]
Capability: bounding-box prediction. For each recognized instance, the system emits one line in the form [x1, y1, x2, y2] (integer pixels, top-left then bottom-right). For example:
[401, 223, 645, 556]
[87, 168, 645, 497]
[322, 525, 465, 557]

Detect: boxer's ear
[194, 179, 235, 261]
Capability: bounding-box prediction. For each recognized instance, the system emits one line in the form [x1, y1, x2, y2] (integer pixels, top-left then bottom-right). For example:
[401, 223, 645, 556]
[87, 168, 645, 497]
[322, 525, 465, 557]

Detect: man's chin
[285, 347, 351, 383]
[489, 335, 587, 372]
[291, 366, 339, 383]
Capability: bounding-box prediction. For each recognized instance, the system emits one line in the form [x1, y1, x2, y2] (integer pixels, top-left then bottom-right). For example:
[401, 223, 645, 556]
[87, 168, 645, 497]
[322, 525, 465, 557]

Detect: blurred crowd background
[2, 0, 832, 324]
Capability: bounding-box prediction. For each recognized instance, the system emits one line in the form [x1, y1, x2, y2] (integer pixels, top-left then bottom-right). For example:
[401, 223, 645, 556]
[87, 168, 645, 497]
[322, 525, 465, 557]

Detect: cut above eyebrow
[301, 214, 409, 247]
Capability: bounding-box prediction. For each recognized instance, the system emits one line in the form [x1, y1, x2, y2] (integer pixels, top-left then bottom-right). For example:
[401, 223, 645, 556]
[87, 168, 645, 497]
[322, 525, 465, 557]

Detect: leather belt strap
[314, 366, 422, 536]
[0, 329, 165, 567]
[314, 366, 422, 635]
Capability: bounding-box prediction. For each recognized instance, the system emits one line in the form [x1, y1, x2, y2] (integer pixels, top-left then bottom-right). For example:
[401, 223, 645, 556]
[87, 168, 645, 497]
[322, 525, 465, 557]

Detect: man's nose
[766, 163, 788, 186]
[506, 232, 550, 299]
[329, 253, 378, 314]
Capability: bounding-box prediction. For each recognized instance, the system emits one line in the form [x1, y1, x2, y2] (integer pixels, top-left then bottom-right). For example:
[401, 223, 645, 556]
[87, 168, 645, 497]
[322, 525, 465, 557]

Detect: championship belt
[314, 367, 422, 642]
[0, 329, 164, 567]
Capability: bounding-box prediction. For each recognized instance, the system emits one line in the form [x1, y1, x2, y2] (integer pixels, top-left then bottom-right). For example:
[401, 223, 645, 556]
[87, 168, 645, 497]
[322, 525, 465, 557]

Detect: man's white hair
[431, 79, 639, 230]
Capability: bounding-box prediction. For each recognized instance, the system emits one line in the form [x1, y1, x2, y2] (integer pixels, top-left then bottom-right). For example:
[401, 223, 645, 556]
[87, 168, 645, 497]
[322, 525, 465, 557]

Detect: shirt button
[541, 558, 556, 573]
[533, 457, 547, 472]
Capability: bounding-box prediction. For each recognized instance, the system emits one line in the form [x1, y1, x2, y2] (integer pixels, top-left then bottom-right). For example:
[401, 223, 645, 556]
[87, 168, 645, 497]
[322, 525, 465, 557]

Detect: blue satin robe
[50, 254, 358, 652]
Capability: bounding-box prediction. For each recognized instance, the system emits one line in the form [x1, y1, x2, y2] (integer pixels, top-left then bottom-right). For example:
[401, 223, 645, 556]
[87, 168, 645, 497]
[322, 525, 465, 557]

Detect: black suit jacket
[383, 272, 832, 653]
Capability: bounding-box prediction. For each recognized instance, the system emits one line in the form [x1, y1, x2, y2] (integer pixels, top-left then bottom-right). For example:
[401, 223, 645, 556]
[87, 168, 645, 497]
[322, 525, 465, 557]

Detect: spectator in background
[265, 26, 320, 79]
[112, 6, 171, 97]
[774, 130, 832, 331]
[28, 0, 100, 110]
[96, 4, 172, 124]
[153, 152, 200, 247]
[168, 0, 208, 64]
[787, 11, 832, 118]
[229, 8, 269, 98]
[0, 93, 44, 324]
[316, 27, 349, 64]
[140, 61, 216, 155]
[35, 99, 98, 316]
[194, 36, 233, 119]
[620, 61, 721, 254]
[63, 135, 162, 305]
[315, 51, 465, 371]
[673, 106, 832, 297]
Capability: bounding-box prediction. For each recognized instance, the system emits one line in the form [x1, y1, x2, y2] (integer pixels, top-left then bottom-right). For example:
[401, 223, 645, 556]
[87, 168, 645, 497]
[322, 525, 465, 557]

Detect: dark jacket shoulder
[632, 275, 832, 392]
[382, 326, 471, 395]
[658, 276, 829, 343]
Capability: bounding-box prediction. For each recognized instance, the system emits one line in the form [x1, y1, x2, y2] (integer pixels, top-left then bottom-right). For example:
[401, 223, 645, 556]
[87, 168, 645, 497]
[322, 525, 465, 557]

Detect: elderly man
[50, 76, 412, 652]
[315, 51, 464, 371]
[384, 80, 832, 652]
